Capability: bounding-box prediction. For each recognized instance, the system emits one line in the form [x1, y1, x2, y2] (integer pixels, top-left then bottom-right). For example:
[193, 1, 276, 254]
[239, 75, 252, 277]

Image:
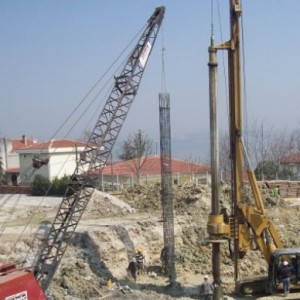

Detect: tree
[49, 175, 71, 196]
[244, 119, 299, 179]
[293, 128, 300, 151]
[255, 160, 296, 180]
[219, 118, 300, 181]
[245, 119, 273, 170]
[268, 126, 295, 179]
[255, 160, 278, 180]
[119, 130, 153, 183]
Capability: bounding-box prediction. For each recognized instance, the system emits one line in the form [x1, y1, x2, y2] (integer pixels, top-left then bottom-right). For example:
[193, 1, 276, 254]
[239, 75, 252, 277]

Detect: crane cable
[36, 23, 147, 156]
[215, 0, 249, 144]
[240, 0, 249, 148]
[1, 154, 73, 258]
[4, 23, 148, 262]
[0, 194, 22, 236]
[21, 24, 148, 187]
[160, 23, 167, 94]
[16, 23, 147, 193]
[215, 0, 250, 167]
[9, 153, 76, 264]
[0, 164, 39, 239]
[215, 0, 229, 135]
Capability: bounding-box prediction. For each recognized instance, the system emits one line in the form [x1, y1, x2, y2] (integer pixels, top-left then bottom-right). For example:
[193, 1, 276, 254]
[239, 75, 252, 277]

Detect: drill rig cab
[268, 249, 300, 294]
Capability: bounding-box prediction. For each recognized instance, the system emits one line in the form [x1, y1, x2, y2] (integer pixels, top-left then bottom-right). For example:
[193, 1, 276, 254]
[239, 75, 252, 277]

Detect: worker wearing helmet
[279, 261, 294, 296]
[200, 275, 214, 300]
[135, 247, 145, 274]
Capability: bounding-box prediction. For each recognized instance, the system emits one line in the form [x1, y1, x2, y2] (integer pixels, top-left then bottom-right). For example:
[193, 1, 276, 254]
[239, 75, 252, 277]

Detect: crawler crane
[0, 6, 165, 299]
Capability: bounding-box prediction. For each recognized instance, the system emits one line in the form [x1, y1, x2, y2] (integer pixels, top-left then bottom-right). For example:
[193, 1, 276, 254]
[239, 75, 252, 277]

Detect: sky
[1, 1, 300, 160]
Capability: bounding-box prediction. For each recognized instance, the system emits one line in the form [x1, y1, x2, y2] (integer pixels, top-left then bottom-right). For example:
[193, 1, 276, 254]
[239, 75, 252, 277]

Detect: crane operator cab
[268, 248, 300, 294]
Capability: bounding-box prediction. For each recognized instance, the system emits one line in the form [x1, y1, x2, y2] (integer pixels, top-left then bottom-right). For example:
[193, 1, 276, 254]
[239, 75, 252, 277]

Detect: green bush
[49, 175, 70, 196]
[30, 175, 51, 196]
[0, 173, 10, 185]
[31, 175, 70, 196]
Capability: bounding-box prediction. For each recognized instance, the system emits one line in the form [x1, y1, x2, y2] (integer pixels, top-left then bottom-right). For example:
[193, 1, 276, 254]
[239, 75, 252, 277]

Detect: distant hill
[171, 132, 210, 161]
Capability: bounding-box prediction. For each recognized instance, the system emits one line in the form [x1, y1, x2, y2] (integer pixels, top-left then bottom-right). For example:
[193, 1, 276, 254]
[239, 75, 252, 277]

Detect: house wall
[0, 138, 9, 170]
[48, 152, 77, 181]
[19, 153, 50, 184]
[0, 138, 22, 170]
[0, 141, 5, 170]
[7, 152, 20, 169]
[0, 138, 21, 185]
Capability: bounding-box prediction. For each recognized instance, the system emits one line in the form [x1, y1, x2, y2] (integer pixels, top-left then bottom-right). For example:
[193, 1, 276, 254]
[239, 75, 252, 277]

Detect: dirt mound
[85, 190, 136, 217]
[46, 182, 299, 298]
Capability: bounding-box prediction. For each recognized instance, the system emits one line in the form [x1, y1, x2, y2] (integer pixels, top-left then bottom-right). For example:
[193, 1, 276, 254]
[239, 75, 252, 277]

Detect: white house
[17, 139, 87, 185]
[0, 135, 36, 185]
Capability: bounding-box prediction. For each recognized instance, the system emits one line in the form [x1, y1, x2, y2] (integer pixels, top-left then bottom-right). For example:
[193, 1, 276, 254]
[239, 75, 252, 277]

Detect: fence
[0, 185, 32, 194]
[99, 172, 211, 192]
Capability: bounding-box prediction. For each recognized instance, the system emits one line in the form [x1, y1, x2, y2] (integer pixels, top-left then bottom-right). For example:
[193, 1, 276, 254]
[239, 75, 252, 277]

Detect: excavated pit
[0, 182, 299, 299]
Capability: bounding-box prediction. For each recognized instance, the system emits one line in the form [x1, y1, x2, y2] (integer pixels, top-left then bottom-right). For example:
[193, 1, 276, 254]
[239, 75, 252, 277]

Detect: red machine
[0, 262, 46, 299]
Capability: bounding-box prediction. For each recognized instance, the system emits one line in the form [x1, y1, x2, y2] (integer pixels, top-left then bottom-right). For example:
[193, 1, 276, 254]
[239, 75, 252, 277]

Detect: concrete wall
[0, 185, 32, 194]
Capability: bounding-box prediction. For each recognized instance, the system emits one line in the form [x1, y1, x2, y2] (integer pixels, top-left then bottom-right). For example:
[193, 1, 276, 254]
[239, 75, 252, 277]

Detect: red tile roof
[102, 156, 209, 176]
[280, 152, 300, 164]
[11, 138, 35, 151]
[18, 139, 87, 150]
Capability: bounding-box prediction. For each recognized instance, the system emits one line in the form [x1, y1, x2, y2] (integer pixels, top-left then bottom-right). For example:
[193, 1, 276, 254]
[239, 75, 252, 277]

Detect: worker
[279, 261, 293, 296]
[135, 247, 145, 274]
[200, 275, 214, 300]
[127, 257, 137, 282]
[272, 185, 281, 205]
[160, 246, 169, 274]
[220, 201, 229, 224]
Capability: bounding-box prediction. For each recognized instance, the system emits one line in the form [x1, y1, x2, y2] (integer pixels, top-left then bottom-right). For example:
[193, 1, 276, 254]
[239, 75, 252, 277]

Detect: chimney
[22, 134, 27, 146]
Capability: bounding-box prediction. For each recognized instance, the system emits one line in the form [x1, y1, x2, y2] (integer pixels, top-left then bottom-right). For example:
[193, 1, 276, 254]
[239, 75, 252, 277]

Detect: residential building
[280, 152, 300, 180]
[17, 139, 87, 185]
[0, 135, 36, 185]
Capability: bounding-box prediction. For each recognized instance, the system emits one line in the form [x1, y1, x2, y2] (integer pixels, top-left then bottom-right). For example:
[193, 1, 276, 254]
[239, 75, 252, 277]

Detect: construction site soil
[0, 182, 300, 300]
